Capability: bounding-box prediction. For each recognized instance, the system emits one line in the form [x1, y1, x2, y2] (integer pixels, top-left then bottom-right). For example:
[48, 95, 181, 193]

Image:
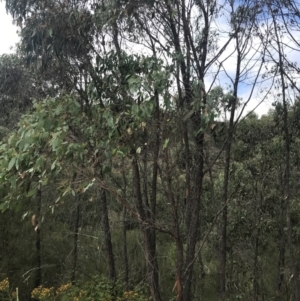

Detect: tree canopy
[1, 0, 300, 300]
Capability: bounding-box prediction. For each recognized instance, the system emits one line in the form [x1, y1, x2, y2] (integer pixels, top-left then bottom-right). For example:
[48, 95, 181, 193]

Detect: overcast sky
[0, 2, 19, 54]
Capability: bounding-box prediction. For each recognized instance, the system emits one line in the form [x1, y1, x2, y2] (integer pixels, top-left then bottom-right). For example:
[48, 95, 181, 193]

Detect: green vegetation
[0, 276, 149, 301]
[1, 0, 300, 300]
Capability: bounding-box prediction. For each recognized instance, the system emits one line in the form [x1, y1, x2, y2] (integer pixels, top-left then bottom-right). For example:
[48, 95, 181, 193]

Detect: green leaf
[10, 177, 16, 189]
[0, 201, 9, 213]
[51, 160, 56, 171]
[27, 189, 36, 197]
[163, 139, 170, 150]
[8, 157, 16, 171]
[103, 165, 111, 174]
[51, 138, 60, 150]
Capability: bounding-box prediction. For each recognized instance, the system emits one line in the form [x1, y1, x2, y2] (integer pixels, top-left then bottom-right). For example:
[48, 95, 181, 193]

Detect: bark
[182, 142, 204, 301]
[253, 233, 259, 300]
[253, 191, 263, 300]
[275, 211, 285, 300]
[148, 89, 161, 299]
[100, 187, 116, 282]
[132, 154, 162, 301]
[163, 2, 206, 298]
[219, 8, 245, 296]
[271, 11, 300, 300]
[35, 188, 42, 288]
[122, 164, 129, 290]
[71, 201, 80, 285]
[165, 148, 184, 301]
[218, 66, 238, 301]
[122, 206, 129, 290]
[112, 7, 160, 296]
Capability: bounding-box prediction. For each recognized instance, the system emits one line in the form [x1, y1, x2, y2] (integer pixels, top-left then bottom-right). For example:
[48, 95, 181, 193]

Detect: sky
[0, 1, 294, 118]
[0, 2, 19, 54]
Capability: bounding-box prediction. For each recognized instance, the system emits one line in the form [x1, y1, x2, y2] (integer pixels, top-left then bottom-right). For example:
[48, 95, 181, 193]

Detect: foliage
[1, 0, 300, 300]
[29, 276, 149, 301]
[0, 276, 150, 301]
[0, 277, 17, 301]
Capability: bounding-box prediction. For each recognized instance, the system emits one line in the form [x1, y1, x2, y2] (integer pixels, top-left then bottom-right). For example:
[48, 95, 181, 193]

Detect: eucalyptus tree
[3, 0, 300, 300]
[3, 0, 119, 284]
[100, 1, 266, 298]
[253, 1, 300, 299]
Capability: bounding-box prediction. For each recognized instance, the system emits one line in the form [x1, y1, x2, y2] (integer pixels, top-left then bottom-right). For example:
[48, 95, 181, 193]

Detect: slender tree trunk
[35, 188, 42, 288]
[219, 198, 227, 301]
[275, 139, 286, 299]
[132, 154, 162, 301]
[165, 148, 184, 301]
[253, 229, 260, 300]
[271, 12, 299, 300]
[275, 217, 285, 300]
[148, 91, 161, 300]
[253, 191, 263, 301]
[112, 6, 160, 296]
[219, 78, 238, 301]
[122, 206, 129, 290]
[219, 14, 244, 296]
[71, 201, 80, 285]
[100, 187, 116, 282]
[122, 164, 129, 290]
[183, 133, 204, 301]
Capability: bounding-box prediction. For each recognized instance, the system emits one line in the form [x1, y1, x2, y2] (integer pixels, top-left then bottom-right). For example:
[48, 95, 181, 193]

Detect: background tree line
[0, 0, 300, 300]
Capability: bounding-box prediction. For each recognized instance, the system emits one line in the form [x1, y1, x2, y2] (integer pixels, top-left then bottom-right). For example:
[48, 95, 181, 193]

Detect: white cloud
[0, 2, 20, 54]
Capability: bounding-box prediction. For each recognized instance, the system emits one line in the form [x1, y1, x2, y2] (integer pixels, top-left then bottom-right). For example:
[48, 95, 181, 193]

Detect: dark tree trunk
[35, 188, 42, 288]
[165, 148, 184, 301]
[122, 206, 129, 290]
[275, 217, 285, 300]
[253, 192, 262, 301]
[132, 155, 162, 301]
[163, 2, 207, 299]
[100, 187, 116, 282]
[148, 89, 161, 299]
[219, 14, 244, 297]
[182, 146, 204, 301]
[71, 201, 80, 285]
[122, 164, 129, 290]
[219, 88, 237, 301]
[271, 11, 299, 300]
[112, 5, 160, 296]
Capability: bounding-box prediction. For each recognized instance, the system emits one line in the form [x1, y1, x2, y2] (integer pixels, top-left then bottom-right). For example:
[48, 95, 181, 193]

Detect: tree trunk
[122, 164, 129, 290]
[71, 201, 80, 285]
[271, 11, 299, 300]
[122, 206, 129, 290]
[132, 154, 162, 301]
[219, 83, 237, 301]
[165, 147, 184, 301]
[253, 194, 262, 301]
[275, 218, 285, 300]
[100, 187, 116, 282]
[183, 136, 204, 301]
[219, 15, 244, 297]
[35, 188, 42, 288]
